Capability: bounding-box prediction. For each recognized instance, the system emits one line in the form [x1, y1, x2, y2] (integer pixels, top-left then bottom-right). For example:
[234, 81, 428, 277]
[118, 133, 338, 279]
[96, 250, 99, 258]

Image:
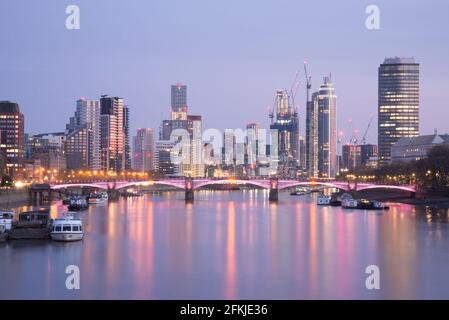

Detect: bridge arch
[50, 183, 108, 190]
[193, 179, 270, 190]
[356, 184, 416, 193]
[278, 181, 350, 191]
[116, 180, 186, 190]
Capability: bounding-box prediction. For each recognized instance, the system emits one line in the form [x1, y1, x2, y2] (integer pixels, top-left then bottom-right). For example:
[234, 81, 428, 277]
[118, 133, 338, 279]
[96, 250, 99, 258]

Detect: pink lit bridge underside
[49, 179, 416, 193]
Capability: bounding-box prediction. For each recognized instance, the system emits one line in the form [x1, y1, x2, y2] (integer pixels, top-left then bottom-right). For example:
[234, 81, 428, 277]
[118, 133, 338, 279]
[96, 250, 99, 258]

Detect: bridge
[40, 178, 416, 202]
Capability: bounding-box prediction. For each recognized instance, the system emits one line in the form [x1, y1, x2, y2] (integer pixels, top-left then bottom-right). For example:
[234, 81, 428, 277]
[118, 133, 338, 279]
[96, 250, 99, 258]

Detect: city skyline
[3, 1, 449, 303]
[1, 0, 449, 144]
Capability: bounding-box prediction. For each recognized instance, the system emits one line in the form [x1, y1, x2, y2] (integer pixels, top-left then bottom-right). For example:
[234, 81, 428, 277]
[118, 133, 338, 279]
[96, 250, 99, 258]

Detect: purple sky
[1, 0, 449, 145]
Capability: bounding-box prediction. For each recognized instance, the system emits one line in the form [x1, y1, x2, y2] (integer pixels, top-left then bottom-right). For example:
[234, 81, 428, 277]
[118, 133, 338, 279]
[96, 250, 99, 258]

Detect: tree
[1, 175, 13, 188]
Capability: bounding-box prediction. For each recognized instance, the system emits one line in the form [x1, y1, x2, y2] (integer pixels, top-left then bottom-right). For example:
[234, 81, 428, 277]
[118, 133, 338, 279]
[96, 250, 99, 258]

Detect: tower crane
[303, 61, 312, 104]
[288, 70, 301, 109]
[361, 115, 374, 145]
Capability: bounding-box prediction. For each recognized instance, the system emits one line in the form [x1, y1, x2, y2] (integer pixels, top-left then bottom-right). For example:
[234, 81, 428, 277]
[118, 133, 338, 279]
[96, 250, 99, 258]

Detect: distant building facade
[132, 128, 154, 172]
[154, 140, 176, 175]
[391, 133, 449, 163]
[341, 144, 378, 171]
[26, 132, 66, 171]
[0, 101, 25, 176]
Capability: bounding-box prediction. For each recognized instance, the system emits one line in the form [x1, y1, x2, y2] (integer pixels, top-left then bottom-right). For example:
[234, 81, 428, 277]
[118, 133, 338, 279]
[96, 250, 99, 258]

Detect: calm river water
[1, 190, 449, 299]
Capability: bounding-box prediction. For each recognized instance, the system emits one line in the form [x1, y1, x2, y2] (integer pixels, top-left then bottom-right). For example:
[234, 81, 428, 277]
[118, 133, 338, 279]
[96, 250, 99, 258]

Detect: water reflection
[1, 191, 449, 299]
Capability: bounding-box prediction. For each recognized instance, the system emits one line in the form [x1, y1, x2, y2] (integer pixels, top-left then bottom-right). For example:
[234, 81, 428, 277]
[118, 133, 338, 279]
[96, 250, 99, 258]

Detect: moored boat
[9, 209, 52, 240]
[67, 196, 89, 211]
[87, 193, 105, 204]
[0, 210, 14, 231]
[122, 189, 143, 197]
[342, 198, 358, 209]
[357, 199, 389, 210]
[51, 213, 84, 242]
[317, 194, 331, 205]
[290, 187, 309, 196]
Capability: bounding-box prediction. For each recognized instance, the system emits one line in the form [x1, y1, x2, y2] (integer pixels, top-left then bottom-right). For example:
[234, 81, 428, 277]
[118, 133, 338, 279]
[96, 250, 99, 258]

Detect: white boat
[100, 192, 108, 200]
[87, 194, 105, 204]
[0, 210, 14, 231]
[342, 199, 358, 209]
[340, 193, 354, 201]
[50, 214, 84, 242]
[317, 194, 331, 205]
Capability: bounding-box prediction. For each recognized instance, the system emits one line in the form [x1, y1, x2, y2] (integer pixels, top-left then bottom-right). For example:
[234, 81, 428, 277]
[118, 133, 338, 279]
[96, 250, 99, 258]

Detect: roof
[393, 134, 449, 147]
[383, 57, 416, 64]
[0, 101, 21, 114]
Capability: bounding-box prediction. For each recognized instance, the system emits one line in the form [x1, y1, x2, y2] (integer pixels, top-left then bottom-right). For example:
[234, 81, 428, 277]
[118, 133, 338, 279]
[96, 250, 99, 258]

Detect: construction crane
[269, 68, 301, 122]
[361, 115, 374, 145]
[303, 61, 312, 104]
[288, 70, 301, 108]
[269, 103, 275, 124]
[346, 118, 359, 145]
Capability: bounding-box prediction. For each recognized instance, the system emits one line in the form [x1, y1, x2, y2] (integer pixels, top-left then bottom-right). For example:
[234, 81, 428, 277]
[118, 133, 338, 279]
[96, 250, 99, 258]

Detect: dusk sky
[1, 0, 449, 145]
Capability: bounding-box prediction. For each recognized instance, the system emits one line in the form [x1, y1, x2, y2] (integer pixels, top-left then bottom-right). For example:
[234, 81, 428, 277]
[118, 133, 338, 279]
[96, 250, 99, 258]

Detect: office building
[0, 101, 25, 176]
[378, 57, 419, 165]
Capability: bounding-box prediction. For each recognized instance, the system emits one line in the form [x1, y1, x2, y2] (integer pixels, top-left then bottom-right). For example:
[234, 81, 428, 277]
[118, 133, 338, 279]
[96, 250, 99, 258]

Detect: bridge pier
[108, 189, 120, 201]
[269, 179, 278, 202]
[29, 185, 53, 205]
[185, 178, 194, 202]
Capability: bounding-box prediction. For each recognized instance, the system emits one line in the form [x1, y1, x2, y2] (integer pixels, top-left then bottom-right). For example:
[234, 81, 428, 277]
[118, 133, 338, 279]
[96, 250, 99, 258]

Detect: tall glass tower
[378, 57, 419, 166]
[316, 77, 337, 179]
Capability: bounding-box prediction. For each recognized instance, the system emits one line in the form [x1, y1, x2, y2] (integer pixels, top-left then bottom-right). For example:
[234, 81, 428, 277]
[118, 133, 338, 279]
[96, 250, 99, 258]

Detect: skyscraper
[269, 90, 299, 177]
[246, 123, 260, 171]
[100, 95, 125, 172]
[123, 106, 131, 170]
[132, 128, 154, 172]
[306, 92, 319, 178]
[316, 77, 337, 179]
[378, 57, 419, 165]
[298, 135, 306, 174]
[0, 101, 24, 176]
[187, 115, 204, 177]
[158, 84, 205, 177]
[66, 98, 101, 170]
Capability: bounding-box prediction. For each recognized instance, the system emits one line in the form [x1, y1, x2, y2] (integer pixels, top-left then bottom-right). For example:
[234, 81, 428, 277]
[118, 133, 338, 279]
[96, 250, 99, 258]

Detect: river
[1, 190, 449, 299]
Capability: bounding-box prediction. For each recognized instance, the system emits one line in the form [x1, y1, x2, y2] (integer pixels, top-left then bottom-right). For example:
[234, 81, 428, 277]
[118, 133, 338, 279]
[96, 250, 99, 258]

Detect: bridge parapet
[46, 179, 416, 198]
